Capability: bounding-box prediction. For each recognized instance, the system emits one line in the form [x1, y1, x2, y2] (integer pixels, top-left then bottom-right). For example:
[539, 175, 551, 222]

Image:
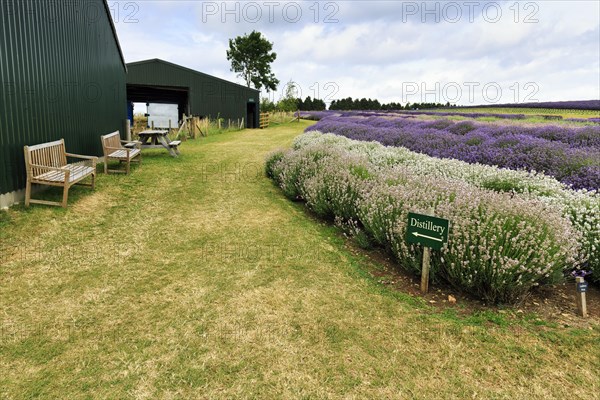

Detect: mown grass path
[1, 121, 598, 399]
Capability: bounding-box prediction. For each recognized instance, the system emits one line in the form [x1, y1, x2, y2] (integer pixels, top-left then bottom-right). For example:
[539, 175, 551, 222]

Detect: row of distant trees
[330, 97, 456, 110]
[297, 97, 327, 111]
[260, 95, 327, 112]
[260, 96, 457, 112]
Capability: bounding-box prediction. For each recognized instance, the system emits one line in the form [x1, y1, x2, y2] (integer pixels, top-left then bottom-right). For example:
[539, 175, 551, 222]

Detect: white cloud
[113, 0, 600, 106]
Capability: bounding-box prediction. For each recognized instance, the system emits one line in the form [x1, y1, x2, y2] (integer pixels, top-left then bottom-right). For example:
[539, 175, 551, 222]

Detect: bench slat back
[24, 139, 67, 177]
[101, 131, 122, 153]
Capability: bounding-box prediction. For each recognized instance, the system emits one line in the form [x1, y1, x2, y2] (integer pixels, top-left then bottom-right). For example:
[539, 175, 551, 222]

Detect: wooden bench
[24, 139, 98, 208]
[101, 131, 142, 174]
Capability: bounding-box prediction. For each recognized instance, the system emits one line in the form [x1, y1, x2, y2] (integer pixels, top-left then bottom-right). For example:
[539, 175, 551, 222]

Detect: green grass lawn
[434, 107, 600, 120]
[1, 121, 598, 399]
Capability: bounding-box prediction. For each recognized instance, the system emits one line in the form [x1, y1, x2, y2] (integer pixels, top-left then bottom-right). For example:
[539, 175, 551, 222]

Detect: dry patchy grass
[1, 120, 599, 399]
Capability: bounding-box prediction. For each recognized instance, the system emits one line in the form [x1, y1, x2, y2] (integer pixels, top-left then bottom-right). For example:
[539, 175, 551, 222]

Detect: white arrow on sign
[412, 232, 442, 242]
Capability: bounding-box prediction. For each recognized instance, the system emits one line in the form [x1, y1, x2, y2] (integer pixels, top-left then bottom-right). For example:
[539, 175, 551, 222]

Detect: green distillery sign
[406, 212, 449, 250]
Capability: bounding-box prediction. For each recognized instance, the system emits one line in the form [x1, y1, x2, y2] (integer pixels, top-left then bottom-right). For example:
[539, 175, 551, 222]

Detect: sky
[110, 0, 600, 107]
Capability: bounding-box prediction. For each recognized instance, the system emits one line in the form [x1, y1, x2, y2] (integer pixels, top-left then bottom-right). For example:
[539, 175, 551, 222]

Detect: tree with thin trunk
[226, 31, 279, 92]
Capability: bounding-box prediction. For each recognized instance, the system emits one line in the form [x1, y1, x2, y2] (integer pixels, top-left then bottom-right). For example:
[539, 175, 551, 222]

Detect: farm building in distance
[126, 59, 260, 129]
[0, 0, 128, 208]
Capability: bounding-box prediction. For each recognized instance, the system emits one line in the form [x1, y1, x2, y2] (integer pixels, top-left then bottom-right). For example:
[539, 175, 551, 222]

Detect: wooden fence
[259, 113, 270, 129]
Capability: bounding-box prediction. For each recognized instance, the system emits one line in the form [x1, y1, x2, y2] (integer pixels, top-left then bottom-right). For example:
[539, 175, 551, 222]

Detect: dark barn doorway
[127, 84, 189, 122]
[246, 102, 256, 129]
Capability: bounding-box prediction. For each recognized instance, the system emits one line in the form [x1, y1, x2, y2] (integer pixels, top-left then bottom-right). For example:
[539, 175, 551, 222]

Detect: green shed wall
[0, 0, 127, 196]
[126, 60, 259, 122]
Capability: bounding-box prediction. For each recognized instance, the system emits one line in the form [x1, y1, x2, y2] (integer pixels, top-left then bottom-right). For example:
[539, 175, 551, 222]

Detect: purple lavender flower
[571, 269, 592, 278]
[306, 115, 600, 190]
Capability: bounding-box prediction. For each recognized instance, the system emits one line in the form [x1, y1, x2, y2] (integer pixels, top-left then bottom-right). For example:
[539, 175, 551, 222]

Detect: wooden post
[421, 247, 431, 294]
[177, 117, 186, 137]
[420, 207, 434, 294]
[124, 119, 131, 141]
[179, 114, 190, 136]
[151, 120, 154, 130]
[575, 276, 588, 317]
[197, 118, 203, 137]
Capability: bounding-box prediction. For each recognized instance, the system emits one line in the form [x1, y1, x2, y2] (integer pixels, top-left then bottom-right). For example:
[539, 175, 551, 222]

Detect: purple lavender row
[337, 109, 527, 120]
[344, 109, 528, 120]
[407, 110, 527, 120]
[309, 114, 600, 148]
[358, 116, 600, 148]
[565, 118, 600, 123]
[306, 116, 600, 190]
[299, 110, 600, 123]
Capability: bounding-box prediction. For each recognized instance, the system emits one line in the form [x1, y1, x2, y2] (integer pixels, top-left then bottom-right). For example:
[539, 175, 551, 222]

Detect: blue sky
[111, 0, 600, 106]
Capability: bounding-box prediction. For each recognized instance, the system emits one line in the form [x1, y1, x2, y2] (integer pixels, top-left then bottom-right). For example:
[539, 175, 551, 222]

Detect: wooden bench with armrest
[101, 130, 142, 174]
[23, 139, 97, 208]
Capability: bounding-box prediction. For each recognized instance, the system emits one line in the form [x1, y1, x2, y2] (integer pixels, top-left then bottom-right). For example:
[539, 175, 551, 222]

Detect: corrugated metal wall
[0, 0, 127, 196]
[126, 60, 260, 124]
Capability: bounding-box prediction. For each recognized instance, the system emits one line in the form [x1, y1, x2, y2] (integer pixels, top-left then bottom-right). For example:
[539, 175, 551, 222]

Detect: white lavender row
[266, 133, 596, 301]
[294, 132, 599, 280]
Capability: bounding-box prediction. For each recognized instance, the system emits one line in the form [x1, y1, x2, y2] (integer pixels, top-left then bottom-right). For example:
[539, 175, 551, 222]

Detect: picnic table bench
[138, 130, 181, 157]
[23, 139, 97, 208]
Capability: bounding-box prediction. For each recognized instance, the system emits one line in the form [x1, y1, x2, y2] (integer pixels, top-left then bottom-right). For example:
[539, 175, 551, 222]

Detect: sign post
[575, 276, 588, 317]
[406, 211, 449, 294]
[421, 242, 431, 293]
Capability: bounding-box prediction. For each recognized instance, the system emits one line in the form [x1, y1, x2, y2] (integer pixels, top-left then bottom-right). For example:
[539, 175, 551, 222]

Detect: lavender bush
[306, 115, 600, 190]
[407, 110, 528, 120]
[300, 109, 600, 123]
[297, 111, 337, 121]
[266, 135, 584, 303]
[565, 117, 600, 124]
[360, 168, 580, 301]
[292, 132, 599, 283]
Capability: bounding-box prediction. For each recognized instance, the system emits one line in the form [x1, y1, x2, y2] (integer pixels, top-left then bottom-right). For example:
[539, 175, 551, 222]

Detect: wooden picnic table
[137, 129, 181, 157]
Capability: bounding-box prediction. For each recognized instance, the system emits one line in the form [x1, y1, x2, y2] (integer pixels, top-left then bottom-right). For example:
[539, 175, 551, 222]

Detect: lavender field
[304, 112, 600, 190]
[266, 108, 600, 301]
[267, 131, 600, 302]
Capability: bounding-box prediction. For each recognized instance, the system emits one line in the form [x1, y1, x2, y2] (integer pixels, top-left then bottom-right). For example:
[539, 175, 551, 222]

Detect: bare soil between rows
[344, 239, 599, 328]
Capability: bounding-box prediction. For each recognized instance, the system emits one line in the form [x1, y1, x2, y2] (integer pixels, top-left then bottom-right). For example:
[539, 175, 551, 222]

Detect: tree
[303, 96, 314, 111]
[226, 31, 279, 92]
[312, 98, 326, 111]
[276, 80, 299, 112]
[260, 97, 276, 112]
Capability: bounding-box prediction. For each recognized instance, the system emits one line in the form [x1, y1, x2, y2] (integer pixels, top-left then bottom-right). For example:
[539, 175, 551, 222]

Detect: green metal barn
[126, 59, 260, 129]
[0, 0, 127, 207]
